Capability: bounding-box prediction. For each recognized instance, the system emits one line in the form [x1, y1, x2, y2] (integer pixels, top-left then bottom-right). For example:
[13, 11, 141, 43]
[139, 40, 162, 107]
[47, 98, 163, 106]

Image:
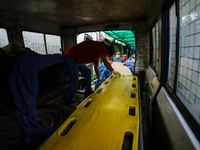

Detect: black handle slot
[96, 88, 103, 93]
[83, 100, 93, 107]
[104, 81, 109, 85]
[129, 106, 135, 116]
[121, 132, 134, 150]
[132, 84, 136, 88]
[131, 93, 136, 98]
[60, 119, 77, 136]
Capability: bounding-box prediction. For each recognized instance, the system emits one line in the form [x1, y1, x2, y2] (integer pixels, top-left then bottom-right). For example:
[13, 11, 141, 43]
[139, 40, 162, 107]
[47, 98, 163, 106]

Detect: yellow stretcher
[40, 75, 139, 150]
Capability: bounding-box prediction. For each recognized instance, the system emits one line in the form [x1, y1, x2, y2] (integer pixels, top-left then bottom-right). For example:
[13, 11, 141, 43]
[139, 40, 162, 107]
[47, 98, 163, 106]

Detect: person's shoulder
[126, 60, 133, 63]
[113, 57, 117, 61]
[126, 60, 134, 65]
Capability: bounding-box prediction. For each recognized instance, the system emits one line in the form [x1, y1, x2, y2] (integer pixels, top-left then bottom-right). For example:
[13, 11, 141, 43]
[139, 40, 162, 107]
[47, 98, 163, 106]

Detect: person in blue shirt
[123, 54, 134, 75]
[95, 57, 113, 90]
[128, 53, 135, 64]
[113, 51, 123, 63]
[124, 60, 134, 75]
[122, 54, 128, 63]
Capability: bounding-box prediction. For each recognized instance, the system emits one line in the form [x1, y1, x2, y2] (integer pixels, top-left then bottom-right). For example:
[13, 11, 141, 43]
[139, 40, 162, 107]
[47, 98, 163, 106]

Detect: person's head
[107, 57, 113, 64]
[131, 53, 135, 58]
[102, 42, 114, 57]
[107, 57, 113, 61]
[116, 52, 121, 56]
[115, 51, 121, 59]
[122, 54, 127, 62]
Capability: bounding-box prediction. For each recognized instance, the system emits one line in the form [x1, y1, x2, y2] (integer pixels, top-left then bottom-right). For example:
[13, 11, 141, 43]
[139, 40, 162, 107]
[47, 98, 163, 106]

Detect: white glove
[112, 70, 121, 76]
[98, 78, 103, 84]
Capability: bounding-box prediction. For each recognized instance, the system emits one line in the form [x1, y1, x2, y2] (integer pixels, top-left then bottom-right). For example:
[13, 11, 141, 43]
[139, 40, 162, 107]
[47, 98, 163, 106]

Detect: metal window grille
[45, 34, 61, 54]
[22, 31, 46, 54]
[177, 0, 200, 125]
[0, 28, 9, 47]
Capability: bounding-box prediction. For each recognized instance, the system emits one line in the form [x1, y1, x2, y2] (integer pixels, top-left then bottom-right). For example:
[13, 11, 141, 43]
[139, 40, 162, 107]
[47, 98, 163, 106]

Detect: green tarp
[104, 30, 135, 49]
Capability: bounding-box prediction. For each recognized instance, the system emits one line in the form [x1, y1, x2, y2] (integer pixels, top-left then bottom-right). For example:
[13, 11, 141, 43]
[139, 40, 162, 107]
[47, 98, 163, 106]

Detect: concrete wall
[133, 20, 149, 74]
[134, 30, 149, 73]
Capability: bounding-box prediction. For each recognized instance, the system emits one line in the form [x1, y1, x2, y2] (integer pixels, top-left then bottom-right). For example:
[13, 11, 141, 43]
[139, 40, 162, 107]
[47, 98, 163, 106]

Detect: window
[0, 28, 9, 47]
[23, 32, 46, 54]
[22, 31, 61, 54]
[168, 3, 177, 89]
[151, 22, 159, 72]
[45, 34, 61, 54]
[76, 31, 104, 44]
[176, 0, 200, 125]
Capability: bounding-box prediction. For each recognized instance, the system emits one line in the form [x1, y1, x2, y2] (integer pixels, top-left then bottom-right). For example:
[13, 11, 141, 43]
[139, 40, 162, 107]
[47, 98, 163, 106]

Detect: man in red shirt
[63, 40, 120, 107]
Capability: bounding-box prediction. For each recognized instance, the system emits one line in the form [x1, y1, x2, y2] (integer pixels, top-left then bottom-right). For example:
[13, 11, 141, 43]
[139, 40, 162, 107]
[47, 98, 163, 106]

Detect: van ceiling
[0, 0, 152, 27]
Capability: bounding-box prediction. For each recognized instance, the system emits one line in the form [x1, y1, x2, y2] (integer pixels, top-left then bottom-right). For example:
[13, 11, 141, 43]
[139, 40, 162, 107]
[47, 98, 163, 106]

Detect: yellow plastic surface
[40, 75, 139, 150]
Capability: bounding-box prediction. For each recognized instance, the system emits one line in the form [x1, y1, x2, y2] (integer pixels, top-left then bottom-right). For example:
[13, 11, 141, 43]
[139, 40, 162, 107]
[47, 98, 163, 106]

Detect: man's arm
[101, 55, 121, 76]
[94, 63, 100, 79]
[94, 63, 103, 84]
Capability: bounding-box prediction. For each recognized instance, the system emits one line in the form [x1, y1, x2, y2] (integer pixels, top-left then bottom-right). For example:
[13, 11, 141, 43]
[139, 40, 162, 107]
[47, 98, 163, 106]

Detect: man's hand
[98, 78, 103, 84]
[111, 70, 121, 76]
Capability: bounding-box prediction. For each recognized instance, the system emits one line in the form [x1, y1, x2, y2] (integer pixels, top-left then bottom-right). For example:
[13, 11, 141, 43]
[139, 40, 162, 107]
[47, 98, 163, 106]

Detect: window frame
[22, 30, 63, 54]
[149, 19, 159, 75]
[162, 0, 200, 141]
[167, 3, 179, 91]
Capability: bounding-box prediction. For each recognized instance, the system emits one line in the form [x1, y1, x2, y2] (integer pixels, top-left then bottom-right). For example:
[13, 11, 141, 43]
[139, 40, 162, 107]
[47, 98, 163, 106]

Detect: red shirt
[64, 40, 106, 64]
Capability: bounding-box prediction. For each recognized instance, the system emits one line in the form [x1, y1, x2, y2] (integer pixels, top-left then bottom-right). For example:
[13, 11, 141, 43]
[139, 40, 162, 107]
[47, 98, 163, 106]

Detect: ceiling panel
[0, 0, 152, 26]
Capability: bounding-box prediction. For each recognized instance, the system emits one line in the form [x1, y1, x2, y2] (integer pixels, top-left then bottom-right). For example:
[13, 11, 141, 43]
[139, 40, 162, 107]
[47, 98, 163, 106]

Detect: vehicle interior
[0, 0, 200, 149]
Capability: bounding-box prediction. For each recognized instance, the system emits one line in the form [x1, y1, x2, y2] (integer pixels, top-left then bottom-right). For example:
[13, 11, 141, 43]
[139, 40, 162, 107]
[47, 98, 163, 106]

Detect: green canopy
[104, 30, 135, 49]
